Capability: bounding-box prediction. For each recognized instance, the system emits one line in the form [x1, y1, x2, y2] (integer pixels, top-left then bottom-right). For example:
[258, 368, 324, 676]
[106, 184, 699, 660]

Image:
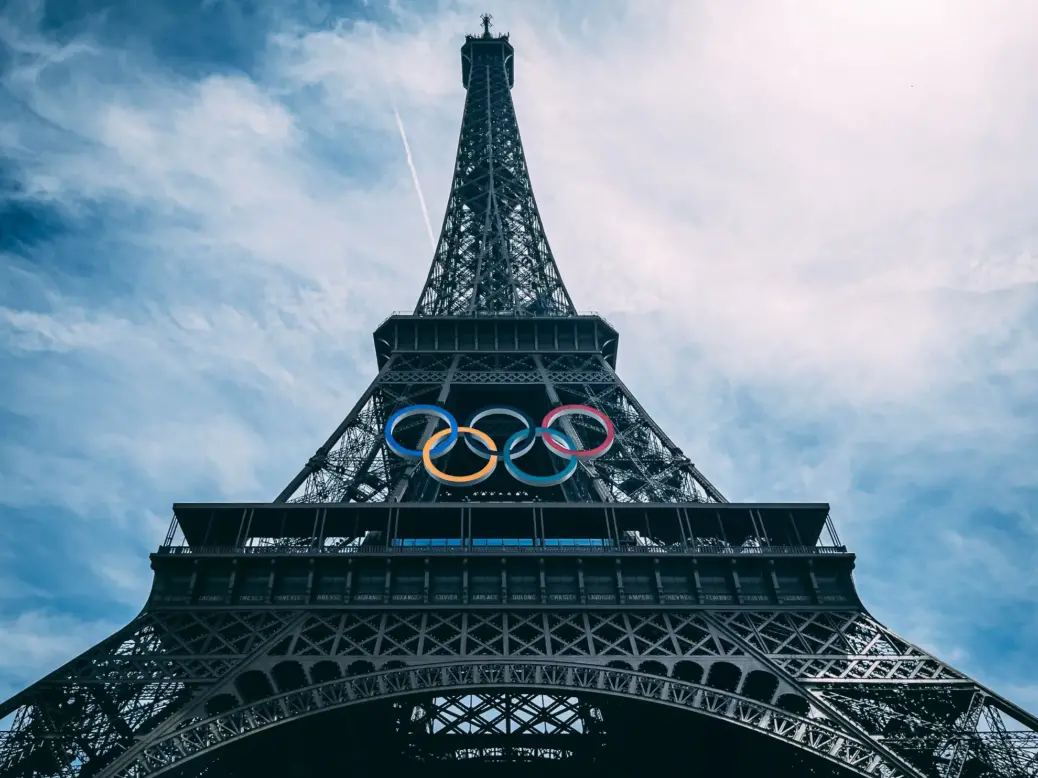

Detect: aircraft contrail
[391, 101, 436, 248]
[360, 1, 437, 249]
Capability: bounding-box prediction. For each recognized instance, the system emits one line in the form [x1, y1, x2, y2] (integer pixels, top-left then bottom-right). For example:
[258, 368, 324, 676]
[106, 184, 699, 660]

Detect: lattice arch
[99, 660, 913, 778]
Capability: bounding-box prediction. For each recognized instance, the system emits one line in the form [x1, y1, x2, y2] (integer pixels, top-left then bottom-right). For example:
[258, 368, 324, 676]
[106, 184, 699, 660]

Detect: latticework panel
[275, 354, 449, 504]
[0, 611, 297, 778]
[549, 366, 725, 504]
[405, 691, 599, 735]
[715, 611, 1038, 778]
[276, 352, 724, 505]
[380, 353, 615, 386]
[260, 610, 749, 662]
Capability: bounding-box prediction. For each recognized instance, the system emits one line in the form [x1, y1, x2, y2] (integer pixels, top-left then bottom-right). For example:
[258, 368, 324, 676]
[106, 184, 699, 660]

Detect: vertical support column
[390, 354, 462, 502]
[807, 559, 822, 604]
[533, 354, 613, 502]
[225, 559, 238, 604]
[609, 508, 622, 548]
[187, 559, 199, 603]
[653, 558, 664, 604]
[789, 510, 805, 547]
[755, 509, 772, 546]
[730, 559, 743, 605]
[316, 507, 328, 549]
[615, 558, 626, 604]
[462, 558, 470, 605]
[577, 559, 586, 605]
[748, 509, 764, 546]
[500, 558, 508, 603]
[768, 559, 782, 604]
[682, 507, 697, 547]
[947, 691, 987, 778]
[423, 558, 431, 604]
[675, 508, 689, 550]
[163, 515, 179, 548]
[826, 514, 843, 547]
[691, 559, 704, 603]
[265, 560, 276, 604]
[234, 508, 254, 549]
[304, 559, 315, 604]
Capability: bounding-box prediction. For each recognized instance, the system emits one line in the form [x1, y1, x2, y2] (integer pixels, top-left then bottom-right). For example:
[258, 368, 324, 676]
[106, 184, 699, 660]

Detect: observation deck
[373, 314, 619, 369]
[150, 501, 858, 611]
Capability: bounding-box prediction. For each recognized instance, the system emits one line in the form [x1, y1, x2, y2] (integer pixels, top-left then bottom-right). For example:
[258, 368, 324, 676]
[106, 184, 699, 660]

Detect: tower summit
[1, 18, 1035, 778]
[417, 11, 570, 318]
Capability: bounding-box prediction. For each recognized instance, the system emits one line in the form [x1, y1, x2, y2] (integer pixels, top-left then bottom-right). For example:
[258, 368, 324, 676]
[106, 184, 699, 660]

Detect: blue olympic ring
[384, 404, 458, 460]
[502, 427, 578, 487]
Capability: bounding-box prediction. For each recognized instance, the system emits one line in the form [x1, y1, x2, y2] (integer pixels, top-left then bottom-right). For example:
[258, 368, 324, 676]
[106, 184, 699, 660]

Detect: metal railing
[378, 310, 616, 328]
[156, 543, 847, 557]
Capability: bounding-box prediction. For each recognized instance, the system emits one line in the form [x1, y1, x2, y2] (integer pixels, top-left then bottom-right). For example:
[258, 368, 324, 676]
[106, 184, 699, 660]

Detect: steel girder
[2, 606, 1035, 778]
[413, 31, 575, 317]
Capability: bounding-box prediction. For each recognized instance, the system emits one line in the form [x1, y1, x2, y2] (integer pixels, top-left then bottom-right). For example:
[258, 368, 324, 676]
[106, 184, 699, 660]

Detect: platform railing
[155, 542, 848, 557]
[377, 310, 616, 329]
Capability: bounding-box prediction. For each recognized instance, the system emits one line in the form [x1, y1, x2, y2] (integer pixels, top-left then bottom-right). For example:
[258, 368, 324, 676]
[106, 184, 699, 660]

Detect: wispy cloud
[0, 0, 1035, 713]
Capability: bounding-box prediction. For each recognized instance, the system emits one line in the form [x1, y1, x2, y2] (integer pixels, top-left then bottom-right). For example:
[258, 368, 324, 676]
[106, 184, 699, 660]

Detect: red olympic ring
[541, 404, 615, 459]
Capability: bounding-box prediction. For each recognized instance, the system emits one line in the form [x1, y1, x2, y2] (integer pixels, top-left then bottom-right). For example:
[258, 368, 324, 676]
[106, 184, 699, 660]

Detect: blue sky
[1, 0, 1036, 714]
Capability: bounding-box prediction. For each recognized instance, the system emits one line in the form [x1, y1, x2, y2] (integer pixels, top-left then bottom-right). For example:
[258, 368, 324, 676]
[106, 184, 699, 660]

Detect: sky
[0, 0, 1036, 716]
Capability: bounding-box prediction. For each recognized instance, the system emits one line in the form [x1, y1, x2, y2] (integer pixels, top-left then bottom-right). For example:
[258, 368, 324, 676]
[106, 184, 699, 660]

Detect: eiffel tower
[1, 14, 1036, 778]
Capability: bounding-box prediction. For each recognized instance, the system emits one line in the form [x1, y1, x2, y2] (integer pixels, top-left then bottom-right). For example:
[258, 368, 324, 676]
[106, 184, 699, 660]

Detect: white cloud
[0, 611, 126, 700]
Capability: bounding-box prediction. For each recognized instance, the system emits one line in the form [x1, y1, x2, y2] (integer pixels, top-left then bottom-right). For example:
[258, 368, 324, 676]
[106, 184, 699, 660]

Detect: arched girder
[103, 660, 916, 778]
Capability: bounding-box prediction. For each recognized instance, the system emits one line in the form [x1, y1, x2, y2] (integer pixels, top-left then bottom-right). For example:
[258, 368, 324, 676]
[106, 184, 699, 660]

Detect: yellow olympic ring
[422, 426, 498, 485]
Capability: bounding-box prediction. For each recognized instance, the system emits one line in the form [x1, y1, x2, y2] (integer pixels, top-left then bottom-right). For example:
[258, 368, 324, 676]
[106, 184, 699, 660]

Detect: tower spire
[414, 14, 575, 317]
[272, 22, 726, 507]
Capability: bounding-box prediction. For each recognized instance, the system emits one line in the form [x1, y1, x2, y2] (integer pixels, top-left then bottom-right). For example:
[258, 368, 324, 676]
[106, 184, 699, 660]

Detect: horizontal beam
[148, 549, 858, 610]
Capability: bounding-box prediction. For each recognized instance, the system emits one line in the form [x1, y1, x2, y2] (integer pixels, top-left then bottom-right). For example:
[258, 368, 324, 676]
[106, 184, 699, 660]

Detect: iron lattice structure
[1, 16, 1036, 778]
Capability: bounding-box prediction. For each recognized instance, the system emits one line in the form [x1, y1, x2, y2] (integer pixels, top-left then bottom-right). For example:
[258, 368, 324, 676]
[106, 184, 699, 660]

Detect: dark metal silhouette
[1, 17, 1035, 778]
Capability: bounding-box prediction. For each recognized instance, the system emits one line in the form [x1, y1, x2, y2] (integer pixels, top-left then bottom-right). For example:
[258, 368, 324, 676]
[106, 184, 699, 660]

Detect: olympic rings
[384, 404, 613, 487]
